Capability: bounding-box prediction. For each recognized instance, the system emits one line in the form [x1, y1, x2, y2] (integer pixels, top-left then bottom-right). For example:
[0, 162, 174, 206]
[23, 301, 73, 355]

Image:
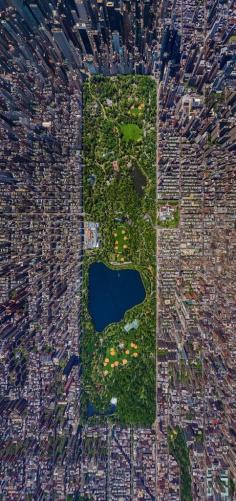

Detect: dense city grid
[0, 0, 235, 500]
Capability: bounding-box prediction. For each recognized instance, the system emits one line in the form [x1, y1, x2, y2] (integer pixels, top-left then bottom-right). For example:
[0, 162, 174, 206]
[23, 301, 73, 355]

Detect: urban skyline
[0, 0, 235, 500]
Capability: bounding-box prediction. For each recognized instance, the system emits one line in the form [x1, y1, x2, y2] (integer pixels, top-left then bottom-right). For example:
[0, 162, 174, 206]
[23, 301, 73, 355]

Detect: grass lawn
[103, 341, 139, 375]
[113, 224, 129, 262]
[120, 123, 142, 142]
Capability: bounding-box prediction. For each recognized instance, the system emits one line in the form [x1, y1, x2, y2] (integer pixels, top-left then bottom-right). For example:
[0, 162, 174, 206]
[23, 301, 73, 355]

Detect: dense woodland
[168, 427, 192, 500]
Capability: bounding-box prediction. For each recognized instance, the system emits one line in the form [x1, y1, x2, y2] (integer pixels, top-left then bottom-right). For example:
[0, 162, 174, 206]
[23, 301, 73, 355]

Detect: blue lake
[88, 262, 146, 332]
[87, 401, 116, 418]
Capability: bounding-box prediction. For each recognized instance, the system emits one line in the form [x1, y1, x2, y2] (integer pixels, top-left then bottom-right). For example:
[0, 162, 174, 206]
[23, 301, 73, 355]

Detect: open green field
[103, 341, 140, 375]
[120, 123, 142, 142]
[112, 224, 129, 262]
[81, 75, 156, 426]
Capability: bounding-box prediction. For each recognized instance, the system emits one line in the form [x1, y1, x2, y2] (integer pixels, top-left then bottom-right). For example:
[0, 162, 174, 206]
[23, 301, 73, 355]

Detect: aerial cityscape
[0, 0, 235, 500]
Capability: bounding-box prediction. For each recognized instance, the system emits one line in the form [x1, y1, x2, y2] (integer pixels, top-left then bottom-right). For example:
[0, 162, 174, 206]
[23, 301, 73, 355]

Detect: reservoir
[88, 262, 146, 332]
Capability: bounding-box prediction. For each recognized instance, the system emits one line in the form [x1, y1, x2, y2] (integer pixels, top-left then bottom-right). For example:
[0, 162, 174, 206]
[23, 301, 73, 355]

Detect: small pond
[131, 167, 147, 196]
[87, 401, 117, 418]
[88, 262, 146, 332]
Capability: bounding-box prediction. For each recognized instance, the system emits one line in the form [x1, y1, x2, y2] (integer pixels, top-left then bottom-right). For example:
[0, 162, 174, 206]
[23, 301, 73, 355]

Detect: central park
[81, 75, 156, 426]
